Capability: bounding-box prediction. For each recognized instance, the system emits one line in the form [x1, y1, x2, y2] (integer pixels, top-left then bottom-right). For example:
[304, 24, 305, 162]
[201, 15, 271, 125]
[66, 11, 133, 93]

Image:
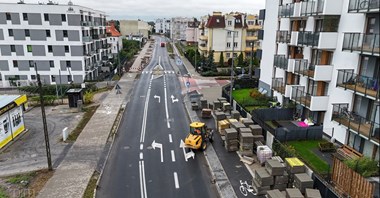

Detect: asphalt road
[97, 36, 218, 198]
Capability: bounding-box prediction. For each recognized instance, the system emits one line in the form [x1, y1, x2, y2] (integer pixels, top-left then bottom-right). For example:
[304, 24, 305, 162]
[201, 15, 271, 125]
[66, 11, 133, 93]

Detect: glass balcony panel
[348, 0, 380, 12]
[276, 31, 290, 43]
[343, 33, 380, 55]
[272, 78, 286, 95]
[274, 55, 288, 70]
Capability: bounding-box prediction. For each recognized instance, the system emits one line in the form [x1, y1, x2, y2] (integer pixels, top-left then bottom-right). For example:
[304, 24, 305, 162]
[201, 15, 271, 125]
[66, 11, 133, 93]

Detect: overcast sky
[7, 0, 265, 21]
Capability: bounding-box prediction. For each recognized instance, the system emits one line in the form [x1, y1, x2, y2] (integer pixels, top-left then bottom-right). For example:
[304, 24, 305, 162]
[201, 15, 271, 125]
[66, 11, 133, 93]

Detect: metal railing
[336, 69, 379, 100]
[82, 36, 93, 43]
[348, 0, 380, 12]
[81, 21, 93, 26]
[273, 54, 288, 70]
[343, 33, 380, 56]
[279, 3, 294, 17]
[293, 59, 309, 76]
[276, 30, 290, 43]
[332, 103, 379, 143]
[298, 31, 319, 47]
[272, 78, 286, 94]
[292, 86, 312, 108]
[301, 0, 325, 16]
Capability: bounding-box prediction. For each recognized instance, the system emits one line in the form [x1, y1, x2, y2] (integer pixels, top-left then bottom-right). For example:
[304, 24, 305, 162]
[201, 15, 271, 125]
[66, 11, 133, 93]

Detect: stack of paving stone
[215, 111, 227, 121]
[191, 102, 199, 110]
[241, 118, 254, 127]
[252, 168, 273, 195]
[239, 131, 254, 156]
[228, 118, 239, 123]
[218, 97, 227, 104]
[222, 102, 231, 112]
[294, 173, 314, 194]
[231, 110, 240, 120]
[230, 121, 246, 137]
[250, 124, 263, 135]
[200, 99, 208, 109]
[213, 100, 222, 110]
[285, 188, 304, 198]
[265, 159, 288, 191]
[217, 119, 230, 136]
[305, 188, 321, 198]
[266, 189, 286, 198]
[285, 157, 306, 188]
[224, 128, 238, 152]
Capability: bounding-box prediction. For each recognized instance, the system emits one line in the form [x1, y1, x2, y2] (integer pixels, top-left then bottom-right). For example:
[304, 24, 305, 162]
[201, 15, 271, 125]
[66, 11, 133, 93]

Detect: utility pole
[34, 62, 52, 171]
[229, 30, 235, 105]
[59, 69, 63, 104]
[249, 42, 254, 77]
[117, 42, 121, 76]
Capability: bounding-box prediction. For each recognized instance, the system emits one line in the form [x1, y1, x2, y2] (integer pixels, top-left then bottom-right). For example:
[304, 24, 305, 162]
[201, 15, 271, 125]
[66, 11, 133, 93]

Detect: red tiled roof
[106, 22, 121, 37]
[206, 15, 225, 28]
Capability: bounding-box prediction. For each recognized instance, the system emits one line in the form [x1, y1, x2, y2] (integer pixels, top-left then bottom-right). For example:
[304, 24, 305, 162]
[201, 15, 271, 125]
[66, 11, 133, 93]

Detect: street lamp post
[229, 30, 236, 105]
[249, 42, 254, 77]
[34, 62, 53, 171]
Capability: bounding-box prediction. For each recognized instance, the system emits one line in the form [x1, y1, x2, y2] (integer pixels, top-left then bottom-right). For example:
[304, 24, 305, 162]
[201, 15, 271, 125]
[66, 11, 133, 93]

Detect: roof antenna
[67, 0, 74, 12]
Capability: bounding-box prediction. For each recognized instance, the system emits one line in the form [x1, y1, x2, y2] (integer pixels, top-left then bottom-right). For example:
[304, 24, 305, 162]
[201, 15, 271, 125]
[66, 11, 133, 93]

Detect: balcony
[273, 55, 288, 70]
[102, 44, 111, 49]
[336, 69, 379, 100]
[247, 25, 262, 30]
[272, 78, 286, 95]
[298, 31, 338, 49]
[199, 44, 207, 51]
[276, 31, 290, 43]
[343, 33, 380, 56]
[293, 59, 309, 75]
[332, 103, 380, 144]
[291, 86, 329, 111]
[82, 36, 93, 43]
[199, 35, 208, 41]
[290, 31, 299, 46]
[246, 35, 258, 41]
[279, 3, 294, 18]
[348, 0, 380, 13]
[301, 0, 343, 16]
[294, 61, 333, 81]
[244, 46, 258, 52]
[93, 35, 100, 40]
[81, 21, 93, 26]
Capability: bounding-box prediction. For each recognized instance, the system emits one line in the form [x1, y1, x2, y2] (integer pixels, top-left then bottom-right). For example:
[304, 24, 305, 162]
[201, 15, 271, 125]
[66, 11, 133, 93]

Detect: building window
[66, 61, 71, 67]
[226, 42, 231, 48]
[25, 29, 30, 37]
[228, 21, 232, 26]
[44, 13, 49, 21]
[13, 60, 18, 67]
[64, 46, 69, 53]
[49, 60, 54, 67]
[10, 45, 16, 52]
[46, 30, 51, 37]
[233, 42, 238, 48]
[61, 14, 66, 22]
[51, 75, 56, 82]
[8, 29, 13, 36]
[31, 75, 36, 80]
[27, 45, 32, 52]
[227, 31, 231, 38]
[48, 45, 53, 53]
[29, 60, 34, 67]
[23, 13, 28, 21]
[63, 30, 68, 37]
[6, 13, 11, 20]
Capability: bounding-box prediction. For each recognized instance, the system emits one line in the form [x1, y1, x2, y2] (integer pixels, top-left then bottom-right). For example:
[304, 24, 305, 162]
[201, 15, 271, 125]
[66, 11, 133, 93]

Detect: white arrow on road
[171, 95, 179, 103]
[154, 95, 160, 103]
[180, 140, 195, 162]
[152, 140, 163, 162]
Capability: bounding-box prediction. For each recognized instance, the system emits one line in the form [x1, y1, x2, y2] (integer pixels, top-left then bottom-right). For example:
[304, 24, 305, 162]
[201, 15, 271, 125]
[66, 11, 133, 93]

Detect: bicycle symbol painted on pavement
[239, 180, 257, 197]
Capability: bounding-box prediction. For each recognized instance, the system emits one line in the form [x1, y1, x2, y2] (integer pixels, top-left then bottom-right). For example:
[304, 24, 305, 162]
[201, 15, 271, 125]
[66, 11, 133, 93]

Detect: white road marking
[152, 140, 164, 163]
[171, 150, 176, 162]
[173, 172, 179, 189]
[142, 161, 147, 197]
[140, 79, 152, 143]
[140, 152, 143, 160]
[139, 161, 147, 198]
[169, 134, 172, 143]
[140, 144, 143, 150]
[164, 76, 171, 128]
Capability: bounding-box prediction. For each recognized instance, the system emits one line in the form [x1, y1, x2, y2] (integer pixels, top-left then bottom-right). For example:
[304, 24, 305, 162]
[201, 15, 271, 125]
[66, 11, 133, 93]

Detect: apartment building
[119, 20, 150, 40]
[155, 18, 171, 35]
[259, 0, 379, 159]
[198, 12, 261, 64]
[0, 2, 111, 87]
[171, 17, 194, 41]
[106, 21, 122, 56]
[185, 19, 200, 45]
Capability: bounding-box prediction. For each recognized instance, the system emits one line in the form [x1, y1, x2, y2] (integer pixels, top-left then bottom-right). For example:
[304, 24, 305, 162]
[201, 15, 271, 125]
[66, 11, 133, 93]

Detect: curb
[183, 94, 237, 198]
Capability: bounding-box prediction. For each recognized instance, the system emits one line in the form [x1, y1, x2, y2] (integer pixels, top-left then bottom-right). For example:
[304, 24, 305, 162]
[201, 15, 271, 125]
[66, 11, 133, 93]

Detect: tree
[219, 52, 224, 67]
[237, 53, 244, 67]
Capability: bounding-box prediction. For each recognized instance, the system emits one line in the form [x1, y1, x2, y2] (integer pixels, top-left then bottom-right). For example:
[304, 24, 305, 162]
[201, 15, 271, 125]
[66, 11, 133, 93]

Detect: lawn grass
[6, 172, 36, 184]
[232, 88, 254, 104]
[66, 105, 99, 142]
[0, 186, 7, 198]
[83, 171, 99, 198]
[166, 42, 173, 54]
[232, 88, 269, 110]
[287, 140, 330, 175]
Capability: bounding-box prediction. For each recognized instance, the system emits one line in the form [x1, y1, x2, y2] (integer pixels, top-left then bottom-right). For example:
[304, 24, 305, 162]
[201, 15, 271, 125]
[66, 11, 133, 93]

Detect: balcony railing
[82, 36, 93, 43]
[336, 69, 379, 100]
[292, 86, 311, 107]
[291, 86, 329, 110]
[81, 21, 93, 26]
[279, 3, 294, 17]
[348, 0, 380, 13]
[93, 35, 100, 39]
[332, 103, 380, 144]
[293, 59, 309, 75]
[277, 31, 290, 43]
[343, 33, 380, 56]
[298, 31, 319, 47]
[273, 55, 288, 70]
[301, 0, 325, 16]
[272, 78, 286, 95]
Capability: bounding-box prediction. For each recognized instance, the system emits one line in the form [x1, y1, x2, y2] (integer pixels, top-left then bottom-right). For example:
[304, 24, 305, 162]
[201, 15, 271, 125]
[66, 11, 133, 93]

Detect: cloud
[4, 0, 265, 21]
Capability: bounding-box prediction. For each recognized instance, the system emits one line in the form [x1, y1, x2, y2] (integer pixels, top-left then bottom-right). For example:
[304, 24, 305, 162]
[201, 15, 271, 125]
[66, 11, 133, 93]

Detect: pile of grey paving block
[267, 189, 285, 198]
[230, 122, 246, 136]
[265, 159, 288, 191]
[239, 132, 254, 156]
[213, 100, 222, 110]
[285, 188, 303, 198]
[224, 128, 238, 152]
[231, 110, 240, 120]
[222, 102, 231, 112]
[250, 124, 263, 135]
[200, 99, 208, 109]
[218, 97, 227, 103]
[294, 173, 314, 194]
[242, 118, 254, 127]
[252, 167, 273, 195]
[214, 111, 227, 121]
[305, 188, 321, 198]
[191, 102, 199, 110]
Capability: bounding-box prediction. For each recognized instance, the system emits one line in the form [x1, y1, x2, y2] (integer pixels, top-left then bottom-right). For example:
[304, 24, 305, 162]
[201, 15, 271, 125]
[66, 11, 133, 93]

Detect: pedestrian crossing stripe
[142, 71, 175, 74]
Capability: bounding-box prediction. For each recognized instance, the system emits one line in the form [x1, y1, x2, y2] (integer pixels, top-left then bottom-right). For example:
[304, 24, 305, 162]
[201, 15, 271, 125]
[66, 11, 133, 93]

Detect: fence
[332, 157, 375, 198]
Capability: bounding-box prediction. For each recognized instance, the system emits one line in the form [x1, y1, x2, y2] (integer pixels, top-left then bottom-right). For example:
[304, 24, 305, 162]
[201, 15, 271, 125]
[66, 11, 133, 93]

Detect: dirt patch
[0, 169, 54, 198]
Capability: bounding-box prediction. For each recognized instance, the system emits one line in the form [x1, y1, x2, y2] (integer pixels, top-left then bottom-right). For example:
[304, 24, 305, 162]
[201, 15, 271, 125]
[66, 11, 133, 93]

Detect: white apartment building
[0, 2, 111, 87]
[185, 19, 200, 45]
[171, 17, 194, 41]
[155, 18, 171, 35]
[259, 0, 379, 159]
[106, 21, 122, 55]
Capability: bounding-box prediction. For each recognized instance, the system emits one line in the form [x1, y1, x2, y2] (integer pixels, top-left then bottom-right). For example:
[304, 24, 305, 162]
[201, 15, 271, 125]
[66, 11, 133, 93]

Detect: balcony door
[366, 17, 377, 34]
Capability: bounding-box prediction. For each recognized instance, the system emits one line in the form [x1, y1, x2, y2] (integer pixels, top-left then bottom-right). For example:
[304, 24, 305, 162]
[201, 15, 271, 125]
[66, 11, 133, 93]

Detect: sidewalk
[37, 43, 152, 198]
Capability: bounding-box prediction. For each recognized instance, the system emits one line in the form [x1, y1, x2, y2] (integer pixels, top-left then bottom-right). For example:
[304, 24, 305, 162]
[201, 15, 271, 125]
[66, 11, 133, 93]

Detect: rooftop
[0, 95, 21, 109]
